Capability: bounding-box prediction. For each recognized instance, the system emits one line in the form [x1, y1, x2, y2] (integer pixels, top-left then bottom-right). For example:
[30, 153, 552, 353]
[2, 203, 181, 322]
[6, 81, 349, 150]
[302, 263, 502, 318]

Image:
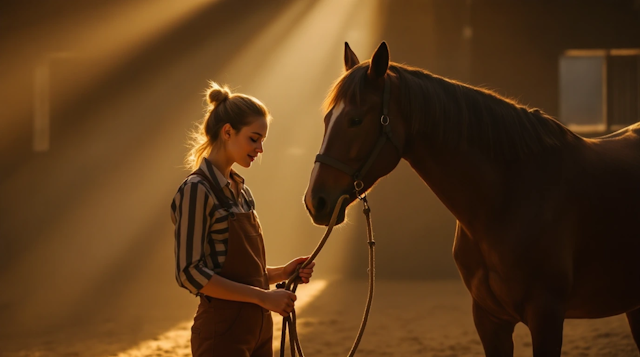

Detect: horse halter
[314, 76, 402, 197]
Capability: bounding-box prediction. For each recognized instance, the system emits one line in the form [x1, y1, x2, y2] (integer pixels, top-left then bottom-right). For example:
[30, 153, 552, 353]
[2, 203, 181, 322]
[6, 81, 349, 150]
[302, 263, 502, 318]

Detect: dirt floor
[1, 279, 638, 357]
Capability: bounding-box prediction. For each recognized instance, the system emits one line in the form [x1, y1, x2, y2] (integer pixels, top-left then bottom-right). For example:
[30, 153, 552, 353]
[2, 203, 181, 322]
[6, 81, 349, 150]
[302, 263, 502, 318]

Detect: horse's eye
[348, 117, 363, 127]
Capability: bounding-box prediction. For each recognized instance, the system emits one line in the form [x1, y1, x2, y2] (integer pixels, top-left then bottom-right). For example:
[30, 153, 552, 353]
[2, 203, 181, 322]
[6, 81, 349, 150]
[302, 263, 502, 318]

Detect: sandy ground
[1, 279, 638, 357]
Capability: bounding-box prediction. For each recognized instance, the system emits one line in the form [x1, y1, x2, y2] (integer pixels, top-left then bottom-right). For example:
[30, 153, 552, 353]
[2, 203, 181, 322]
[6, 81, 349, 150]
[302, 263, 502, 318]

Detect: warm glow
[1, 0, 218, 157]
[14, 1, 640, 356]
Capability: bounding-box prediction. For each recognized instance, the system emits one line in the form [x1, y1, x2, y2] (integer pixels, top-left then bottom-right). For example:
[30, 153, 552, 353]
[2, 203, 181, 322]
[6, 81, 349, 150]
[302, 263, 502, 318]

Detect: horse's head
[304, 42, 406, 226]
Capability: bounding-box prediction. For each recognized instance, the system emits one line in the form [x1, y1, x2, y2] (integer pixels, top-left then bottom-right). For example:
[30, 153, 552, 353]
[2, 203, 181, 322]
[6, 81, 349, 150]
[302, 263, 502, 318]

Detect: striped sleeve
[173, 181, 215, 295]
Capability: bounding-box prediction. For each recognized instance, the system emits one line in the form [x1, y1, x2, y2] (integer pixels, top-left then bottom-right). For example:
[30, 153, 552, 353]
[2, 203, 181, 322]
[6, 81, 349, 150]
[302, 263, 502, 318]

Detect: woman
[171, 82, 315, 356]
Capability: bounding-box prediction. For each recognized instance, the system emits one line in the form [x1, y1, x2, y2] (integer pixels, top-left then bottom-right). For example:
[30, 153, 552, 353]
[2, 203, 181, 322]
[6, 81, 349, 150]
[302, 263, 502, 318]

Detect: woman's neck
[206, 148, 233, 180]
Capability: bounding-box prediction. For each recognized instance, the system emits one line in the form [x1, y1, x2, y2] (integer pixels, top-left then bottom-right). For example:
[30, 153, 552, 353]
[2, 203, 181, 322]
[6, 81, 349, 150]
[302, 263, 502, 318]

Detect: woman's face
[226, 116, 268, 168]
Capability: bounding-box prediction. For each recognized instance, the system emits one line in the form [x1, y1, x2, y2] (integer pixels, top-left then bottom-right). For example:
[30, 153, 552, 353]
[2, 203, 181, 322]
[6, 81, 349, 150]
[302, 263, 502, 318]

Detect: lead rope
[277, 194, 376, 357]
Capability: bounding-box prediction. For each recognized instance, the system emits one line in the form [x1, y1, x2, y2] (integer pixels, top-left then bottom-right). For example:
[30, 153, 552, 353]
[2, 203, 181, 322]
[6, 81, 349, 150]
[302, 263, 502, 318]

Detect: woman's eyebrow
[251, 132, 264, 137]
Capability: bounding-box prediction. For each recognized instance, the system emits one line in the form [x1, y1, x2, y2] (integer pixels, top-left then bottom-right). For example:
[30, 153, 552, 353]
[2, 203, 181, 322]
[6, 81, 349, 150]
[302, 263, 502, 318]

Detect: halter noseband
[314, 76, 402, 196]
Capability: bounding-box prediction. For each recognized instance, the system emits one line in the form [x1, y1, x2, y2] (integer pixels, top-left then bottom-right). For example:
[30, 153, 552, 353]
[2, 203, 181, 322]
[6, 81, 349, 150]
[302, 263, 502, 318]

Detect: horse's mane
[325, 62, 579, 159]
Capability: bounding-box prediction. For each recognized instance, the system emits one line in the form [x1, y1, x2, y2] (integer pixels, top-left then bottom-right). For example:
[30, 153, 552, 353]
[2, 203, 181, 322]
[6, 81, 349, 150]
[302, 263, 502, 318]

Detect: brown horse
[303, 41, 640, 356]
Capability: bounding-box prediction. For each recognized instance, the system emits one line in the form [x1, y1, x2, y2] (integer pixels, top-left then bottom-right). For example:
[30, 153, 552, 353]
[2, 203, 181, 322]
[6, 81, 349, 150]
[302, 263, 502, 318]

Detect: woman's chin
[237, 155, 256, 168]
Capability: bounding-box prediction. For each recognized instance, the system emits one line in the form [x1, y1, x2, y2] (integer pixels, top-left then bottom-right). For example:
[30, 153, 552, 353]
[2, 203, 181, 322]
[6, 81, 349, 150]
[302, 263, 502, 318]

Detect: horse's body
[304, 42, 640, 356]
[451, 123, 640, 318]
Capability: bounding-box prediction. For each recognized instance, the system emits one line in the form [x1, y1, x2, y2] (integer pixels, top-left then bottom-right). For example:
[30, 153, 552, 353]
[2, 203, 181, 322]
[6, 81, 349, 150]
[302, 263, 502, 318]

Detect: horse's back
[593, 121, 640, 140]
[562, 124, 640, 317]
[578, 122, 640, 194]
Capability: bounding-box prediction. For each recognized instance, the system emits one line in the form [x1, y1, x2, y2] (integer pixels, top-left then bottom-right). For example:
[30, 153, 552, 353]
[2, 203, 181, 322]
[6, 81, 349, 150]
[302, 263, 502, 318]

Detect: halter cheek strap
[314, 76, 402, 194]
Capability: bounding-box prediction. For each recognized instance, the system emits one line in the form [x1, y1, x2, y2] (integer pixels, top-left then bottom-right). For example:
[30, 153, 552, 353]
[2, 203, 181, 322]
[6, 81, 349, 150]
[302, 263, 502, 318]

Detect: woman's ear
[221, 123, 232, 140]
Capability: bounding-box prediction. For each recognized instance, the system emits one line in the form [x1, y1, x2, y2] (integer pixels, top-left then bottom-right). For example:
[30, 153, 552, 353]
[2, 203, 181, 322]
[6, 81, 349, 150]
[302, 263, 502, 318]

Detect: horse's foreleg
[522, 295, 565, 357]
[472, 299, 516, 357]
[626, 307, 640, 351]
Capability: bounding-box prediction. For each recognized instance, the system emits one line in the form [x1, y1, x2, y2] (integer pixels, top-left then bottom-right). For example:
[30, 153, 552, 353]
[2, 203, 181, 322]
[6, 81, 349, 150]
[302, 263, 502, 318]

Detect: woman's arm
[199, 274, 296, 316]
[173, 181, 216, 294]
[199, 274, 266, 304]
[267, 266, 285, 284]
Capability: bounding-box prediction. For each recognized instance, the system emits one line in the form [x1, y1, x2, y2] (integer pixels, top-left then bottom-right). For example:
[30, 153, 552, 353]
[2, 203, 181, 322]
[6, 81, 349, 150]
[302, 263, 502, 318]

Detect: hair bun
[206, 82, 231, 105]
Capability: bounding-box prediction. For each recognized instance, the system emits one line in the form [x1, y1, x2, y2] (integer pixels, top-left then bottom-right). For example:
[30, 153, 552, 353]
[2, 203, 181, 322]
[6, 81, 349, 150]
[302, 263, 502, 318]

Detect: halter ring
[354, 180, 364, 191]
[381, 115, 390, 125]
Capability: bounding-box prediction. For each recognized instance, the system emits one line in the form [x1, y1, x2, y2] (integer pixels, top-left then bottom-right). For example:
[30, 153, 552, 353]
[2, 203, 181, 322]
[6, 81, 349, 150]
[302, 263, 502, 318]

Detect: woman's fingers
[265, 289, 298, 316]
[298, 263, 314, 283]
[284, 292, 296, 312]
[304, 262, 316, 269]
[303, 262, 315, 268]
[279, 301, 296, 316]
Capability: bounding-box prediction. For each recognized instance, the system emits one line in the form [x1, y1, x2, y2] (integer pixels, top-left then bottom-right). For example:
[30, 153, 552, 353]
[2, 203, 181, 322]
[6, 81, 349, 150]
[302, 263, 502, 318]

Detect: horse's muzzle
[304, 191, 347, 226]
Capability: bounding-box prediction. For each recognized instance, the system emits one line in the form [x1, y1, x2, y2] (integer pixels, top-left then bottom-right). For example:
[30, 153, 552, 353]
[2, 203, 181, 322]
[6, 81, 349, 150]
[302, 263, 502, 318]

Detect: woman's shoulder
[174, 175, 217, 200]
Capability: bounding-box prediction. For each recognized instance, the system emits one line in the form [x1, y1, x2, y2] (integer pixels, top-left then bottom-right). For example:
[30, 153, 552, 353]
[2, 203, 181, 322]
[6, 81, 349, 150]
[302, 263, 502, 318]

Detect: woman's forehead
[243, 117, 268, 134]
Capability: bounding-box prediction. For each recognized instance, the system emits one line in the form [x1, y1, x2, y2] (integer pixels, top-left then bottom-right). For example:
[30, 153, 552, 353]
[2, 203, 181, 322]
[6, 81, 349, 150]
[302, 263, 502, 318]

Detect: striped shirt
[170, 158, 255, 295]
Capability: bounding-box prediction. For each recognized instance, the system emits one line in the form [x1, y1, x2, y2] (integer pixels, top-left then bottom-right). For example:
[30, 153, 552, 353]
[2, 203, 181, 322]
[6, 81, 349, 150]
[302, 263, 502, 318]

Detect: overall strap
[241, 186, 256, 211]
[190, 168, 235, 213]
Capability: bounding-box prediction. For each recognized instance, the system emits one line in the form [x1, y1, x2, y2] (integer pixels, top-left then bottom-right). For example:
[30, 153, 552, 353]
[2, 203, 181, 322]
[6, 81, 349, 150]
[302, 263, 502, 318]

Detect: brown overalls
[190, 169, 273, 357]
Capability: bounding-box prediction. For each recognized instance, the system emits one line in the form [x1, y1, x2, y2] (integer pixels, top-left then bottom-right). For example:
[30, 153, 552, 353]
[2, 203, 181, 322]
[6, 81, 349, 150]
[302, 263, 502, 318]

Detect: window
[559, 49, 640, 134]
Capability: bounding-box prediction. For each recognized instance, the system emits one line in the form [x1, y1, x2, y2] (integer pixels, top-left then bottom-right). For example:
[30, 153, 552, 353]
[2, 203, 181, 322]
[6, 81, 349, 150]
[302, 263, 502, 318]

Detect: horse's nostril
[315, 196, 327, 214]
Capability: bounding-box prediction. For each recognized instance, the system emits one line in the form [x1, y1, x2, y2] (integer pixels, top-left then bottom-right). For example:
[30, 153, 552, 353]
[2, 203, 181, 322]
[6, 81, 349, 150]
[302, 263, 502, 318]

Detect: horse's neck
[403, 143, 504, 232]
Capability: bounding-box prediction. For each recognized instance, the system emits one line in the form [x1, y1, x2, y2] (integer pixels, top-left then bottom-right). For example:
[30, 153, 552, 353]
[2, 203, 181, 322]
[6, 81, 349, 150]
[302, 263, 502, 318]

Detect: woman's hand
[260, 289, 297, 317]
[283, 256, 316, 284]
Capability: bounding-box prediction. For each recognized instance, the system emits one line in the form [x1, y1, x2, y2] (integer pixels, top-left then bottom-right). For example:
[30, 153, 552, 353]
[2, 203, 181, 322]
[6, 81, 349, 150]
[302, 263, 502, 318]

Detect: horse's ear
[344, 42, 359, 71]
[368, 41, 389, 80]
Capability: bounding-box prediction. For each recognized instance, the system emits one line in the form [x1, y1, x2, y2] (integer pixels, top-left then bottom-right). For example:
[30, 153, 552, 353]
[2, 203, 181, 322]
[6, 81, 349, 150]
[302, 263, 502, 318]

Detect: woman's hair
[186, 81, 271, 170]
